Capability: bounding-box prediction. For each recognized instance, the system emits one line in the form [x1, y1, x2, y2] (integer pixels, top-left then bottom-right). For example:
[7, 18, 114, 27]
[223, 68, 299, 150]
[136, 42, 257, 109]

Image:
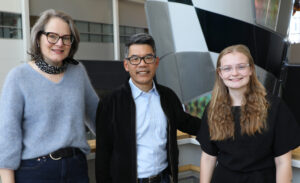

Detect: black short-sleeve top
[196, 95, 300, 172]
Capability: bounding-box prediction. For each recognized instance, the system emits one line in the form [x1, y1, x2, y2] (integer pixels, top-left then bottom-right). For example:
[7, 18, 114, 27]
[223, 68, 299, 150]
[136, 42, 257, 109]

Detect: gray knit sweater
[0, 62, 99, 170]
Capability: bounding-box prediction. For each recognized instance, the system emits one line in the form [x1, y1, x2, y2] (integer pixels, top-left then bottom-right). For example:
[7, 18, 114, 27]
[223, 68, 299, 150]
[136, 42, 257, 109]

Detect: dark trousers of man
[138, 171, 170, 183]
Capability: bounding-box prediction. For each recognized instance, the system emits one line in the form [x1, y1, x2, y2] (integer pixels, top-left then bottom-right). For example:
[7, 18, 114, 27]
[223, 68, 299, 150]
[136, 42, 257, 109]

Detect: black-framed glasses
[126, 54, 156, 65]
[41, 31, 74, 45]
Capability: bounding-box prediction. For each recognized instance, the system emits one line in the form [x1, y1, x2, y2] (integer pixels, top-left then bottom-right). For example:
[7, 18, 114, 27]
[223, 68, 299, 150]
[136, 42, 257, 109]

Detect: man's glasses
[126, 54, 156, 65]
[219, 63, 250, 74]
[41, 31, 74, 46]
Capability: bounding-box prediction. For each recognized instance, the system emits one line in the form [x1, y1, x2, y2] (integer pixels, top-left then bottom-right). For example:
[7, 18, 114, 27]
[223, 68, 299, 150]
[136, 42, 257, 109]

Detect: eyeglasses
[41, 31, 74, 45]
[219, 63, 250, 74]
[126, 54, 156, 65]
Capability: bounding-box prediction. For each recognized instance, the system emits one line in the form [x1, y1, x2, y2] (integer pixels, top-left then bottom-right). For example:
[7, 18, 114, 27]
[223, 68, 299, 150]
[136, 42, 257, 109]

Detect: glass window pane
[102, 35, 113, 43]
[120, 36, 126, 43]
[289, 12, 300, 43]
[125, 36, 130, 42]
[80, 33, 89, 42]
[3, 27, 10, 38]
[119, 26, 125, 35]
[0, 27, 3, 38]
[125, 27, 135, 35]
[14, 29, 22, 39]
[103, 24, 113, 34]
[75, 21, 89, 33]
[3, 28, 22, 39]
[0, 13, 3, 25]
[90, 23, 101, 34]
[2, 13, 22, 27]
[90, 34, 101, 42]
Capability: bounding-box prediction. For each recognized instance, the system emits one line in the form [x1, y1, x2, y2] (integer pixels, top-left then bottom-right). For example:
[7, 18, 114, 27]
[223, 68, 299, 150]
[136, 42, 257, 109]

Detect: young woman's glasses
[219, 63, 250, 74]
[126, 54, 156, 65]
[41, 31, 74, 45]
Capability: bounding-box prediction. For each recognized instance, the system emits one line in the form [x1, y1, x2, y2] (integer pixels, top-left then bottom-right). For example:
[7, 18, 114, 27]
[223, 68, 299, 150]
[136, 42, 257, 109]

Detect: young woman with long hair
[197, 44, 300, 183]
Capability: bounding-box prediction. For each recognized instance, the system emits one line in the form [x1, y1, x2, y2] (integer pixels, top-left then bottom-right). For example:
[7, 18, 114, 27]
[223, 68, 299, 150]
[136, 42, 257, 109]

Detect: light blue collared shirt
[129, 79, 168, 178]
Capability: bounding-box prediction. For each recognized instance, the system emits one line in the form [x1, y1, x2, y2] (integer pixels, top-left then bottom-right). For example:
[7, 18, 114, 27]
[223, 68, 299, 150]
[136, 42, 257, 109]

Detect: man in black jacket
[95, 33, 201, 183]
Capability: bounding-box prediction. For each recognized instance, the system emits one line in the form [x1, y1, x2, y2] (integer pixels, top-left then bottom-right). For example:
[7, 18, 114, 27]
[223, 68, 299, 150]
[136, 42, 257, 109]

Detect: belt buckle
[49, 153, 62, 160]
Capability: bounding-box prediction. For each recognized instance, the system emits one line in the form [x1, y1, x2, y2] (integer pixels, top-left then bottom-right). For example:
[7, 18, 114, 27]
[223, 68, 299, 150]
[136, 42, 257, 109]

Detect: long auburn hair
[208, 44, 269, 140]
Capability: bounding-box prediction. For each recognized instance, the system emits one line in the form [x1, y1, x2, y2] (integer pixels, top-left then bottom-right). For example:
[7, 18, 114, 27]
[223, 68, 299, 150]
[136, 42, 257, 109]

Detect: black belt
[138, 168, 168, 183]
[42, 147, 82, 160]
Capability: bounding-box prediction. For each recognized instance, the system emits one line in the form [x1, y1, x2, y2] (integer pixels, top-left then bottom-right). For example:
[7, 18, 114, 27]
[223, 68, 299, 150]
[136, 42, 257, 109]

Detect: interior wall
[0, 1, 24, 91]
[0, 40, 24, 91]
[119, 1, 147, 27]
[29, 0, 113, 23]
[0, 0, 21, 13]
[29, 0, 147, 27]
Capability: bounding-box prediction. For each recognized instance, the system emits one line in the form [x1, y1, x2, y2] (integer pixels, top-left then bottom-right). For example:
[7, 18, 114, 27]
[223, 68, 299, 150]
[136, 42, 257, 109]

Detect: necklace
[35, 58, 68, 74]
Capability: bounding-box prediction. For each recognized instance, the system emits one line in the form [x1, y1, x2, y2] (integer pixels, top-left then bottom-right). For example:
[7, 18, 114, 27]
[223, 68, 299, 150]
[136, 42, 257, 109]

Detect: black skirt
[211, 164, 275, 183]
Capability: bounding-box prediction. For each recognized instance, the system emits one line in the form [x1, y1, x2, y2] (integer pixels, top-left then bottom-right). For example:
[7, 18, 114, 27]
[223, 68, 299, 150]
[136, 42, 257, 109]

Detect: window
[76, 21, 89, 33]
[289, 11, 300, 43]
[0, 12, 22, 39]
[90, 34, 102, 42]
[119, 25, 148, 43]
[89, 23, 101, 33]
[74, 20, 148, 43]
[254, 0, 280, 30]
[75, 21, 90, 41]
[74, 21, 113, 43]
[102, 24, 113, 43]
[80, 33, 89, 42]
[102, 24, 113, 34]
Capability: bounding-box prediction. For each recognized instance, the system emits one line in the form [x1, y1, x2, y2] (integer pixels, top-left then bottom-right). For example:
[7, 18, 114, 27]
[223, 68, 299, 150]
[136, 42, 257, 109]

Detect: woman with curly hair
[197, 44, 300, 183]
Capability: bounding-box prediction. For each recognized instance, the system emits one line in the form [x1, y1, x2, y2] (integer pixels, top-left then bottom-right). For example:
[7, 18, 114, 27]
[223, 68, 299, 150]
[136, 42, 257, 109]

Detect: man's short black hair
[124, 33, 156, 58]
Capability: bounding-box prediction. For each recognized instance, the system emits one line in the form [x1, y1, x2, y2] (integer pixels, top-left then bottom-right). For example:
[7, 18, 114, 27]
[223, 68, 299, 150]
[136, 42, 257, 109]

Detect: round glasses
[126, 55, 156, 65]
[219, 63, 250, 74]
[41, 31, 74, 46]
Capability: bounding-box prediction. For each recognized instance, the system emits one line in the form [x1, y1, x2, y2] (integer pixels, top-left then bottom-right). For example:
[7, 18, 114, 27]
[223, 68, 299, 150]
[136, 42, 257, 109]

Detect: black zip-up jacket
[95, 80, 201, 183]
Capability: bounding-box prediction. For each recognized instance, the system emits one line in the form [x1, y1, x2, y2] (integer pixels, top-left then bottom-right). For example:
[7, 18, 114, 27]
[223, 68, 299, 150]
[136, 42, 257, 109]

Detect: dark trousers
[15, 151, 89, 183]
[159, 173, 170, 183]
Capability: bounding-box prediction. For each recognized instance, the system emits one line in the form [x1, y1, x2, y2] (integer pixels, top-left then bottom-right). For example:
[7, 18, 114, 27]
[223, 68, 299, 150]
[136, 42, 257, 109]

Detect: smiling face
[124, 44, 159, 92]
[39, 17, 71, 66]
[218, 52, 252, 94]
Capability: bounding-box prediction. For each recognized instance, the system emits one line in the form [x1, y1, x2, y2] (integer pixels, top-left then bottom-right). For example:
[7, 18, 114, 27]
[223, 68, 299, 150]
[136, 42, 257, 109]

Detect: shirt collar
[129, 78, 159, 99]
